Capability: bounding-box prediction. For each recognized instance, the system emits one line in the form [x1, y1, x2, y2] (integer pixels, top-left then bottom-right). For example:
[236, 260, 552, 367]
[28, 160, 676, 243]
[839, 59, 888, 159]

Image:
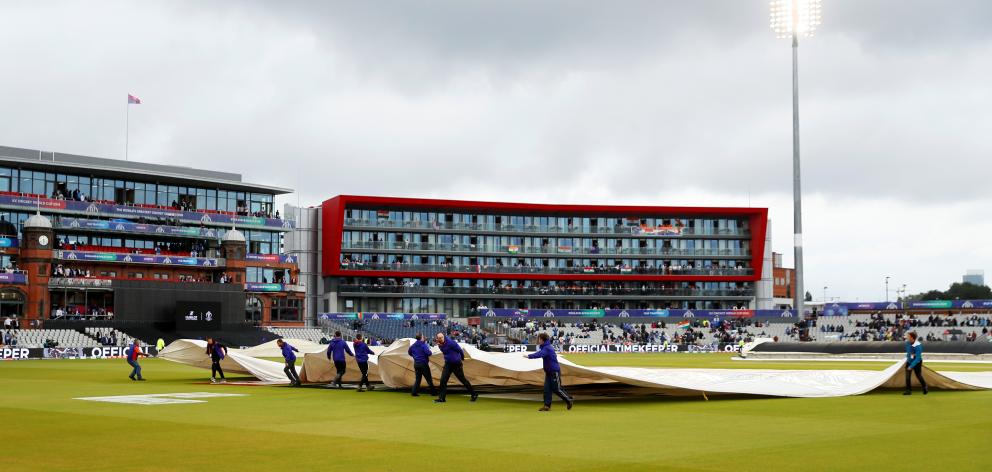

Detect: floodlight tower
[770, 0, 821, 318]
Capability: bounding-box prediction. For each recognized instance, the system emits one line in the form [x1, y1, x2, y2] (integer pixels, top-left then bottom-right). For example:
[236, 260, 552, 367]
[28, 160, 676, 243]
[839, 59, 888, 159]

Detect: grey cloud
[0, 0, 990, 299]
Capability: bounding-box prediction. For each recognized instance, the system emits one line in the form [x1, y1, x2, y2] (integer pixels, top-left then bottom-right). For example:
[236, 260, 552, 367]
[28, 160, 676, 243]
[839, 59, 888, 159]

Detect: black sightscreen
[175, 301, 222, 330]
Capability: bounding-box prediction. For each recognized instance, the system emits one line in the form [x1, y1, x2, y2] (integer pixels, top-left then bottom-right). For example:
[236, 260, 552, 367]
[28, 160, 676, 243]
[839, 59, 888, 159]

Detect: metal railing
[338, 262, 752, 276]
[341, 241, 750, 257]
[343, 218, 749, 237]
[337, 284, 754, 298]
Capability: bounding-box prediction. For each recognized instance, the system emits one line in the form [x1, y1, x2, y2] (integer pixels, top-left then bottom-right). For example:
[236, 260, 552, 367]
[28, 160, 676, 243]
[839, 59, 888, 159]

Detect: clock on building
[38, 235, 49, 247]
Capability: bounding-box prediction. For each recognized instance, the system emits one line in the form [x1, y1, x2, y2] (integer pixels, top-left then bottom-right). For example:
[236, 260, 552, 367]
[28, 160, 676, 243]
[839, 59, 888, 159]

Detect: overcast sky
[1, 0, 990, 302]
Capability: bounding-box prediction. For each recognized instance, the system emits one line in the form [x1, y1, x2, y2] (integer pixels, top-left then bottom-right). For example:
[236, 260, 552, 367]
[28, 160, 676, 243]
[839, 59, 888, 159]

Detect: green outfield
[3, 354, 991, 472]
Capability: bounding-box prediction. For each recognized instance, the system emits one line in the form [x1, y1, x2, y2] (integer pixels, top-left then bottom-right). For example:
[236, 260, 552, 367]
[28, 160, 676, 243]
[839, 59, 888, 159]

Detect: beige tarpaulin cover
[299, 342, 386, 383]
[158, 339, 289, 383]
[240, 338, 325, 358]
[160, 338, 992, 397]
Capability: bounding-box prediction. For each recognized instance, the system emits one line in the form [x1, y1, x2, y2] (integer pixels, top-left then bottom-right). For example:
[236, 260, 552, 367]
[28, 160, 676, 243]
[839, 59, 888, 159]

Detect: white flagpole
[124, 98, 130, 161]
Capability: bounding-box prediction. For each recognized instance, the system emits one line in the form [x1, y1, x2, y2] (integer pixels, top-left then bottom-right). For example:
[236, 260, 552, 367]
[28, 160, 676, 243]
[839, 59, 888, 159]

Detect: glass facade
[0, 164, 285, 254]
[334, 205, 759, 315]
[0, 165, 275, 214]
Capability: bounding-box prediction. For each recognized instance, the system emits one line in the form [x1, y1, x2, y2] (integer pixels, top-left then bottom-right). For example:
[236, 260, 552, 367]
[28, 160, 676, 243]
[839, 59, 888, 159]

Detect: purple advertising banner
[57, 250, 220, 267]
[907, 300, 992, 309]
[824, 300, 992, 312]
[0, 194, 293, 230]
[245, 253, 297, 264]
[319, 312, 447, 321]
[0, 272, 27, 284]
[57, 217, 222, 238]
[479, 308, 797, 318]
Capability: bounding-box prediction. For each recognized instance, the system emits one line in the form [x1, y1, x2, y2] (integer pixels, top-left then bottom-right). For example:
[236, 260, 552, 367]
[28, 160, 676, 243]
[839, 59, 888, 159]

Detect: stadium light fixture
[769, 0, 822, 38]
[769, 0, 821, 319]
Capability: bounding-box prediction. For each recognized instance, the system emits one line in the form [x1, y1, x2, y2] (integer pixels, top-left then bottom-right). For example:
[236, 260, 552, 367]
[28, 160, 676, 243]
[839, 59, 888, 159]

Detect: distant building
[963, 269, 985, 287]
[0, 145, 304, 326]
[307, 195, 769, 316]
[771, 252, 795, 309]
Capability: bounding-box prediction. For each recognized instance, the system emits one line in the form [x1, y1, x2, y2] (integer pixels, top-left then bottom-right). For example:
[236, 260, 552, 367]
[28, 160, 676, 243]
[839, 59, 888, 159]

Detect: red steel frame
[322, 195, 768, 283]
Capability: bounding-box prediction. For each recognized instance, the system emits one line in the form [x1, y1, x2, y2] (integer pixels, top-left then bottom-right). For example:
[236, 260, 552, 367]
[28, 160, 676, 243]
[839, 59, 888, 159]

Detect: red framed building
[321, 195, 768, 316]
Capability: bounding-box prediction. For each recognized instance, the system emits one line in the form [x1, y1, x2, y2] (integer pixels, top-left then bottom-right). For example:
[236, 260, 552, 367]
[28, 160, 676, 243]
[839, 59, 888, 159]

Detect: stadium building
[0, 145, 304, 328]
[300, 195, 772, 317]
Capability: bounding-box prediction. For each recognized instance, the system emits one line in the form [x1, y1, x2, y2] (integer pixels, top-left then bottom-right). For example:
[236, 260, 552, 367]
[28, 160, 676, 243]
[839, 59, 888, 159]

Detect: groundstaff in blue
[408, 333, 437, 397]
[904, 331, 928, 396]
[327, 331, 354, 389]
[353, 334, 375, 392]
[525, 333, 573, 411]
[126, 339, 148, 381]
[278, 338, 302, 387]
[206, 338, 228, 383]
[434, 333, 477, 403]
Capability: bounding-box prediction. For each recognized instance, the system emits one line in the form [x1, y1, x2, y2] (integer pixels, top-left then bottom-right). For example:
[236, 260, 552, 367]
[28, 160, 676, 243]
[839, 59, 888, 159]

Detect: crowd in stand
[340, 319, 488, 347]
[51, 264, 90, 278]
[91, 329, 133, 346]
[508, 317, 769, 346]
[230, 203, 279, 219]
[55, 237, 214, 258]
[46, 186, 283, 221]
[50, 188, 89, 202]
[818, 313, 992, 342]
[52, 306, 113, 320]
[2, 316, 20, 345]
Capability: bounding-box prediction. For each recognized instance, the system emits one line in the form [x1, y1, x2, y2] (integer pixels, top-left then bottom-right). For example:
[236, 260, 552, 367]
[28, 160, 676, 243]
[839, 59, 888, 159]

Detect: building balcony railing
[0, 191, 293, 230]
[343, 218, 747, 237]
[54, 216, 226, 239]
[56, 249, 224, 268]
[341, 241, 750, 258]
[337, 284, 753, 298]
[338, 262, 752, 277]
[48, 277, 113, 289]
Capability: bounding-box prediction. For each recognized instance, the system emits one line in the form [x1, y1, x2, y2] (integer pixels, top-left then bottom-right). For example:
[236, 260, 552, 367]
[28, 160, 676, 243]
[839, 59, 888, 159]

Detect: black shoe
[470, 393, 479, 402]
[434, 399, 446, 403]
[129, 376, 135, 381]
[411, 393, 420, 397]
[538, 406, 550, 411]
[902, 391, 911, 395]
[923, 386, 929, 395]
[137, 378, 146, 381]
[566, 400, 574, 410]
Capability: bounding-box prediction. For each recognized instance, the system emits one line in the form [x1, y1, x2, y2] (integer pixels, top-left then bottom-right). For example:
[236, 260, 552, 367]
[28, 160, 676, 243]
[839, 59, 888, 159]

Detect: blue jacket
[408, 340, 433, 364]
[527, 341, 561, 373]
[906, 341, 923, 368]
[327, 337, 354, 362]
[438, 337, 465, 364]
[208, 343, 226, 361]
[281, 343, 298, 362]
[354, 341, 374, 363]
